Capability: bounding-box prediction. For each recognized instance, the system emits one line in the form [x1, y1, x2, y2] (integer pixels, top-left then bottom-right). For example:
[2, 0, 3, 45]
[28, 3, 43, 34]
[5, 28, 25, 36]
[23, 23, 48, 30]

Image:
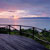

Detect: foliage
[0, 27, 9, 34]
[0, 27, 50, 49]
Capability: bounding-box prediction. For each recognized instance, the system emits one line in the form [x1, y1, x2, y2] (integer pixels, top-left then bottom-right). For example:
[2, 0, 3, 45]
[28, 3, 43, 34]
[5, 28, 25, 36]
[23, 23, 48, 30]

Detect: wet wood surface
[0, 34, 49, 50]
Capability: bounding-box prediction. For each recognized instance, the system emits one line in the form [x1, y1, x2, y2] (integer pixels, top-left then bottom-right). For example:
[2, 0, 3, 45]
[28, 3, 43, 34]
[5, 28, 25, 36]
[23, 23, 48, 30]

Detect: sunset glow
[0, 0, 50, 19]
[24, 15, 40, 17]
[13, 16, 19, 19]
[0, 10, 28, 18]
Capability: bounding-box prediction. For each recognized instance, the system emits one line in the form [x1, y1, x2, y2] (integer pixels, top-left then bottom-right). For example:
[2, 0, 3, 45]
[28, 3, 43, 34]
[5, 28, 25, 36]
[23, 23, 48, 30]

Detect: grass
[0, 28, 50, 49]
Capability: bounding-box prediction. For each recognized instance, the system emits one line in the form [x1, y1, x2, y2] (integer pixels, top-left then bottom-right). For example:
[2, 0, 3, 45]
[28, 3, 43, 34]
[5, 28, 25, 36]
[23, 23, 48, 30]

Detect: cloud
[0, 9, 28, 18]
[0, 0, 50, 17]
[23, 15, 40, 17]
[0, 8, 5, 12]
[8, 11, 15, 12]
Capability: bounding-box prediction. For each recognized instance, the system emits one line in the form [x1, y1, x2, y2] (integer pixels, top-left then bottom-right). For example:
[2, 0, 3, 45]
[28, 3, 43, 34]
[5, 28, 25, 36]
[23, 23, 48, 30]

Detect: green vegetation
[0, 27, 50, 49]
[0, 27, 9, 34]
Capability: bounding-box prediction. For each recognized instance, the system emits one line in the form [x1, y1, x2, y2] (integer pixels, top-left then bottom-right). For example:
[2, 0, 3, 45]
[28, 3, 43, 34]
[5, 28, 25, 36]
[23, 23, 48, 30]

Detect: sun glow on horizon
[24, 15, 40, 17]
[13, 16, 19, 19]
[0, 9, 44, 19]
[0, 10, 27, 19]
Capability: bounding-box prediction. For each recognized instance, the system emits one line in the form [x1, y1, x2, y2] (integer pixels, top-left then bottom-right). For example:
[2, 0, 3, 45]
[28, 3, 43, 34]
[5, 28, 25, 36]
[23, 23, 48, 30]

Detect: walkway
[0, 34, 49, 50]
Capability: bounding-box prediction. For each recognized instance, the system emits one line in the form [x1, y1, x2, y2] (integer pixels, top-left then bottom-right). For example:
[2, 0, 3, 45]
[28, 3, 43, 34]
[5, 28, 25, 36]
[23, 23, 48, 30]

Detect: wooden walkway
[0, 34, 49, 50]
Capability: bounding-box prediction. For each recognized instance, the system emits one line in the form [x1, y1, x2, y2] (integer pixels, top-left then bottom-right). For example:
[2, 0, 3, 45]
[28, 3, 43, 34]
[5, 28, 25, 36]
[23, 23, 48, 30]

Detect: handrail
[0, 24, 49, 32]
[0, 24, 50, 45]
[0, 24, 33, 27]
[34, 36, 50, 45]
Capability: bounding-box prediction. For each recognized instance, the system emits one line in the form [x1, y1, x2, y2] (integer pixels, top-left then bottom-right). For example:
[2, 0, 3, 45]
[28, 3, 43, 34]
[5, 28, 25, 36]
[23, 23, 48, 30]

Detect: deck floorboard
[0, 34, 49, 50]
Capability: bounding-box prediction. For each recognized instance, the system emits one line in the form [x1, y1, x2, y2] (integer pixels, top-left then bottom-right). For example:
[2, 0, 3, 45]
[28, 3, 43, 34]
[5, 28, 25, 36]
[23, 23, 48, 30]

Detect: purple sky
[0, 0, 50, 18]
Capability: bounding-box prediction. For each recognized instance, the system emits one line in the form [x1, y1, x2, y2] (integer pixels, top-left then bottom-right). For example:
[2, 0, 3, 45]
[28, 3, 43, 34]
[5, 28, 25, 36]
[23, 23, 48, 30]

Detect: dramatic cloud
[0, 10, 28, 18]
[0, 0, 50, 18]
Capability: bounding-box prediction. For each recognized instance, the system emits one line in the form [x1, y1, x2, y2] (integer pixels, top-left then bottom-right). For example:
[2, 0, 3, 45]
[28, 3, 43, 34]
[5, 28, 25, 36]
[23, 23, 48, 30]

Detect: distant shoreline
[0, 17, 50, 19]
[20, 17, 50, 19]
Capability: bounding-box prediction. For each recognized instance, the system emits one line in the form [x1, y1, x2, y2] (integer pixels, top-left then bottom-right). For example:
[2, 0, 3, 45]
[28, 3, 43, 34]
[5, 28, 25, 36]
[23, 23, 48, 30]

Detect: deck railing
[0, 24, 50, 45]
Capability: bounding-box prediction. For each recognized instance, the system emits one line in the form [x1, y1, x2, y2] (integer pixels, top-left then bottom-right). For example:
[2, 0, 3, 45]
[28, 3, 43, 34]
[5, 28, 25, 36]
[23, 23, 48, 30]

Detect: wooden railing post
[20, 25, 22, 35]
[32, 27, 35, 39]
[8, 25, 11, 34]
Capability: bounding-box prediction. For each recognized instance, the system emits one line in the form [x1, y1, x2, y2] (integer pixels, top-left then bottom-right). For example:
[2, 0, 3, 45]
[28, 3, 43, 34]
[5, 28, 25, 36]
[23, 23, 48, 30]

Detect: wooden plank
[0, 34, 49, 50]
[0, 39, 15, 50]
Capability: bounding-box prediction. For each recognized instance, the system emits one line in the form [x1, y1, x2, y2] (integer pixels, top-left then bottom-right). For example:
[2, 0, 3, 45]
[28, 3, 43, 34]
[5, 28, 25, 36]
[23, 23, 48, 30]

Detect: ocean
[0, 18, 50, 30]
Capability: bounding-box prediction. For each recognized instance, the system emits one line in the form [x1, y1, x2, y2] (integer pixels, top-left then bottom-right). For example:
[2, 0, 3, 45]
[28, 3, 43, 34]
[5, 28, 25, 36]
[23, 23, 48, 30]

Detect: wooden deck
[0, 34, 49, 50]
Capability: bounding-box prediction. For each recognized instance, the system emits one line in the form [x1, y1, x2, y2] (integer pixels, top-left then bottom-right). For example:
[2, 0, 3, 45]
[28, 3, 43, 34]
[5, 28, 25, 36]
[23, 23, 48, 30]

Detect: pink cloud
[41, 13, 47, 17]
[0, 9, 6, 12]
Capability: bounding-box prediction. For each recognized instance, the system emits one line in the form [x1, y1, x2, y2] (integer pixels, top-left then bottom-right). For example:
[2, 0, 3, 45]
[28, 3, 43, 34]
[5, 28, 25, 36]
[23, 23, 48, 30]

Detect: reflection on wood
[0, 34, 49, 50]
